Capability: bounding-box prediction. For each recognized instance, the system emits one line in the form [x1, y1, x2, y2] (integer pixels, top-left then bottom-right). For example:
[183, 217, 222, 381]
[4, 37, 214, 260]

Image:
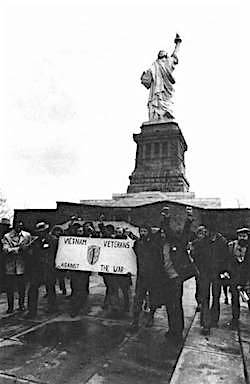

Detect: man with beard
[228, 227, 250, 329]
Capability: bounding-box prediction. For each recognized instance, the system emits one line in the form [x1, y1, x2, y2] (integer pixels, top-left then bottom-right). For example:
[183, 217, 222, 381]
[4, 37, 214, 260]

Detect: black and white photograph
[0, 0, 249, 383]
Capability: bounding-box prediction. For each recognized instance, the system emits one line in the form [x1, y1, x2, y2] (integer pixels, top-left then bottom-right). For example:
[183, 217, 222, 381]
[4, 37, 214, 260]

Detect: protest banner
[55, 236, 137, 275]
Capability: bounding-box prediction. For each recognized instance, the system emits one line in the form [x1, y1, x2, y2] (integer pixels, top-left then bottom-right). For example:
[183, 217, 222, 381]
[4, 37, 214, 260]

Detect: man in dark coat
[25, 222, 58, 319]
[130, 206, 194, 344]
[227, 227, 250, 329]
[151, 207, 194, 342]
[191, 226, 228, 335]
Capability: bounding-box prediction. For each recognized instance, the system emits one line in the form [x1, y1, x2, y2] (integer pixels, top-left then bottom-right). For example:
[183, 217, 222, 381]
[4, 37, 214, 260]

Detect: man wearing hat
[2, 221, 31, 313]
[26, 221, 58, 318]
[228, 227, 250, 329]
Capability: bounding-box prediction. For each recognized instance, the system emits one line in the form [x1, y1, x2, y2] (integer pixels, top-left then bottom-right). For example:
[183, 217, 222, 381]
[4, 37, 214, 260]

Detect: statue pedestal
[127, 120, 190, 193]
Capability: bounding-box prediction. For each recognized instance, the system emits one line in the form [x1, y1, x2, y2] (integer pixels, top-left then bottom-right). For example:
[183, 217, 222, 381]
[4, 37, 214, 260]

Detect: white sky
[0, 0, 249, 209]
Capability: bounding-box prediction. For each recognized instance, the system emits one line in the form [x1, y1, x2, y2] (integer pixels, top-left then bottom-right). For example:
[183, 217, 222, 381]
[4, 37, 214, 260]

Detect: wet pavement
[170, 298, 250, 384]
[0, 276, 249, 383]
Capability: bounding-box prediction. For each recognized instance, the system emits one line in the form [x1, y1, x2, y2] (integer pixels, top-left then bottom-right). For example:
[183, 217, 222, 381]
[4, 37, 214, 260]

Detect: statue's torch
[172, 33, 182, 59]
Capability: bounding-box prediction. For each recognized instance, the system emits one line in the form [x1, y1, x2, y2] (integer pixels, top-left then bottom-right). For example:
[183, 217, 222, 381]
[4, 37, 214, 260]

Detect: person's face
[197, 229, 206, 239]
[140, 228, 149, 238]
[76, 227, 84, 236]
[116, 228, 123, 236]
[38, 230, 47, 238]
[53, 228, 62, 238]
[105, 230, 114, 238]
[238, 233, 248, 241]
[14, 223, 23, 233]
[84, 224, 93, 233]
[238, 233, 248, 246]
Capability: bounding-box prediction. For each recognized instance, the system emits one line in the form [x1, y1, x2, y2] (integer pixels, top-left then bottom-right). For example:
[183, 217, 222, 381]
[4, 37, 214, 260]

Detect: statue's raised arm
[171, 33, 182, 65]
[141, 33, 182, 121]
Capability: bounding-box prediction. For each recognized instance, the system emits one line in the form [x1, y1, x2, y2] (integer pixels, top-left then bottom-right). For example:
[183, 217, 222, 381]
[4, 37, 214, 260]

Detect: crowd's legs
[70, 271, 90, 317]
[57, 271, 67, 295]
[195, 276, 202, 311]
[230, 281, 240, 328]
[210, 278, 222, 326]
[222, 284, 229, 304]
[27, 274, 56, 318]
[131, 276, 148, 330]
[5, 274, 25, 313]
[116, 274, 131, 312]
[199, 276, 211, 333]
[164, 277, 184, 342]
[102, 274, 120, 311]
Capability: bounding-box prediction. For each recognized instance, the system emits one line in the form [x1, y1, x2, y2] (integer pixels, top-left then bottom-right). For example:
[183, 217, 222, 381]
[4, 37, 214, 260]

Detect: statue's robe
[147, 56, 177, 120]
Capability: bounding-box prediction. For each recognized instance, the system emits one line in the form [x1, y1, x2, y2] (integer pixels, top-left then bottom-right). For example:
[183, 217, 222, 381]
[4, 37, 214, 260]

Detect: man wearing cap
[227, 227, 250, 329]
[2, 221, 31, 313]
[26, 221, 58, 318]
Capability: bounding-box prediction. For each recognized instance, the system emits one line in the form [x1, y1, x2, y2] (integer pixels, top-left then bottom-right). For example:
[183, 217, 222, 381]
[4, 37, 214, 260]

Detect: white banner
[55, 236, 137, 275]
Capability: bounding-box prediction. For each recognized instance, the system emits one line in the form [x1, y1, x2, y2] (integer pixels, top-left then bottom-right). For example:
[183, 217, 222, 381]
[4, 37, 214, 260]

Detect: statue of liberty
[141, 34, 182, 121]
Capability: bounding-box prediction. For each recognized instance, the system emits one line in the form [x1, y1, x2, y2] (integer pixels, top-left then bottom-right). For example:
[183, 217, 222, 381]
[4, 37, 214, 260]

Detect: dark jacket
[133, 235, 164, 284]
[26, 234, 58, 282]
[192, 233, 228, 279]
[156, 217, 195, 281]
[228, 240, 250, 285]
[134, 217, 194, 285]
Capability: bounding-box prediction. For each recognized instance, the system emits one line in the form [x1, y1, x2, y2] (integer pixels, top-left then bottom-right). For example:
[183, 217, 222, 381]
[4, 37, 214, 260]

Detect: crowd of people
[0, 206, 249, 346]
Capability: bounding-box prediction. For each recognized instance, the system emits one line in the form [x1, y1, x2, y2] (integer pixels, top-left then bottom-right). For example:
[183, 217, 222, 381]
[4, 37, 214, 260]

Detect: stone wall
[14, 201, 250, 240]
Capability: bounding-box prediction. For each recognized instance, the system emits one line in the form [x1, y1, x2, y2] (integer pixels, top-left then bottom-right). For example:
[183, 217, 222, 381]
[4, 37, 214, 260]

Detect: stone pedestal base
[127, 120, 189, 193]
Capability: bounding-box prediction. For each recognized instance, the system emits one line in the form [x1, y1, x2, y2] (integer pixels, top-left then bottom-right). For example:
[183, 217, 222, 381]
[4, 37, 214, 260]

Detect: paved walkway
[0, 276, 249, 383]
[170, 295, 250, 384]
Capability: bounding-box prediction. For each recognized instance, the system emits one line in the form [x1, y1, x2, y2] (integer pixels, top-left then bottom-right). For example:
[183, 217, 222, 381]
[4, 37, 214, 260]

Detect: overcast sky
[0, 0, 249, 209]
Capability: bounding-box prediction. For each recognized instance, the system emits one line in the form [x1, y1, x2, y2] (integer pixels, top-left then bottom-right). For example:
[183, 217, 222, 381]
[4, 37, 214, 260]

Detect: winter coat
[228, 240, 250, 285]
[26, 234, 58, 283]
[192, 233, 228, 279]
[2, 230, 31, 275]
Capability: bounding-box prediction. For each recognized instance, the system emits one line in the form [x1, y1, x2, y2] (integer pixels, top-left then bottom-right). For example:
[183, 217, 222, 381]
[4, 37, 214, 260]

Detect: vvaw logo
[87, 245, 100, 265]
